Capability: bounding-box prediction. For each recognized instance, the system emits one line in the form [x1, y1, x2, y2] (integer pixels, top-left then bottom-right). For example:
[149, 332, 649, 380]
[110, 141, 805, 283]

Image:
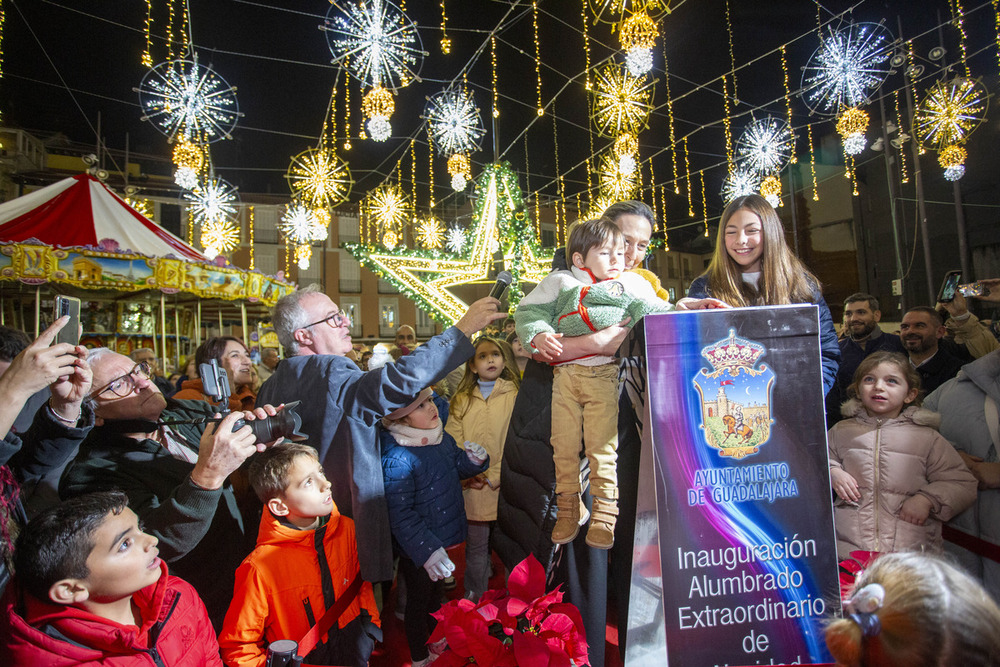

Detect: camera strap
[297, 572, 364, 658]
[99, 419, 160, 434]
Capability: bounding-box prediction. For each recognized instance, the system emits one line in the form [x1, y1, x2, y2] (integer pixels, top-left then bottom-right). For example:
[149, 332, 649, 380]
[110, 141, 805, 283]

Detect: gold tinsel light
[619, 12, 657, 50]
[939, 144, 967, 181]
[592, 63, 654, 138]
[362, 87, 395, 142]
[200, 219, 240, 258]
[759, 174, 782, 208]
[836, 107, 869, 156]
[416, 217, 444, 249]
[447, 152, 471, 191]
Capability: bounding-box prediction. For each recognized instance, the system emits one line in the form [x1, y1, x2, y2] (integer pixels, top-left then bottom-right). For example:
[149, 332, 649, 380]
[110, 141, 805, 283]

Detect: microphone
[489, 271, 513, 300]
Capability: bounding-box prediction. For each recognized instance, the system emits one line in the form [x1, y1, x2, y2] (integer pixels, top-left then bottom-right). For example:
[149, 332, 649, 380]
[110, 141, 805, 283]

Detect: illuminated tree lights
[286, 147, 353, 208]
[591, 63, 653, 138]
[322, 0, 423, 91]
[137, 58, 241, 143]
[800, 22, 894, 115]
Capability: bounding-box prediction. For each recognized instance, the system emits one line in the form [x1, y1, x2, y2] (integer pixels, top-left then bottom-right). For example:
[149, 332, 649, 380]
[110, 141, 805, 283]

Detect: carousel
[0, 173, 295, 371]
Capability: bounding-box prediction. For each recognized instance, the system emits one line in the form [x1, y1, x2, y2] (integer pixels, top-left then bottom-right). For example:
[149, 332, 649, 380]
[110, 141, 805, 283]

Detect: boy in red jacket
[219, 443, 381, 667]
[0, 491, 222, 666]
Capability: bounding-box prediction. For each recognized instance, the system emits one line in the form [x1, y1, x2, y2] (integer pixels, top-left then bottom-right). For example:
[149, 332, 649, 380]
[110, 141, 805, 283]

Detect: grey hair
[601, 200, 656, 228]
[272, 283, 323, 356]
[86, 346, 120, 367]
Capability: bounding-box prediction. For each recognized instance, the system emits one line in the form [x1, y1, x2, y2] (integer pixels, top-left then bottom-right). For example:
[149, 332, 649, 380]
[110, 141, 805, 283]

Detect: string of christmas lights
[780, 45, 797, 164]
[894, 89, 909, 184]
[533, 0, 543, 116]
[806, 121, 819, 201]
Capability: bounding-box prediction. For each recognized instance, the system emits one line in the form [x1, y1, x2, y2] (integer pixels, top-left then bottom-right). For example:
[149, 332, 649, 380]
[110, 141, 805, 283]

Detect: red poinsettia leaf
[548, 602, 587, 635]
[508, 554, 547, 602]
[511, 629, 555, 667]
[480, 588, 508, 605]
[476, 603, 500, 622]
[543, 606, 589, 664]
[524, 589, 565, 625]
[849, 550, 881, 568]
[467, 631, 511, 666]
[500, 596, 529, 624]
[430, 649, 470, 667]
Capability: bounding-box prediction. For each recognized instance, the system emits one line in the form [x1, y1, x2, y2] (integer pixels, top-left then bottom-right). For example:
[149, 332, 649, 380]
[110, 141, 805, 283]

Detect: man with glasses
[59, 347, 282, 629]
[257, 283, 505, 586]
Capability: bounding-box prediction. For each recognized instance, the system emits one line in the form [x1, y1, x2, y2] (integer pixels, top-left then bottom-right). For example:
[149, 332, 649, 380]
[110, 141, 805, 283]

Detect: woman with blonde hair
[684, 194, 840, 394]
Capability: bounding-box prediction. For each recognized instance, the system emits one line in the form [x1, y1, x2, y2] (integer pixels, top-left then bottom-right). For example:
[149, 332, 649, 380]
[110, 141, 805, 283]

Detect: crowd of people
[0, 195, 999, 666]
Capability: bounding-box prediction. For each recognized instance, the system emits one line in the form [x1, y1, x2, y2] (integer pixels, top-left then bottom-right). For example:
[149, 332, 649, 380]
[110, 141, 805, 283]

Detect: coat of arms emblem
[692, 328, 775, 459]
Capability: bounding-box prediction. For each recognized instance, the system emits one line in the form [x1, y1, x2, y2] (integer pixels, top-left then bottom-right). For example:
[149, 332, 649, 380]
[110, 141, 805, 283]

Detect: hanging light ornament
[424, 87, 486, 156]
[735, 117, 793, 177]
[279, 203, 324, 270]
[800, 22, 894, 116]
[136, 56, 242, 143]
[446, 225, 467, 254]
[613, 132, 639, 175]
[184, 178, 239, 225]
[587, 0, 671, 25]
[286, 147, 353, 208]
[913, 77, 987, 181]
[591, 62, 654, 138]
[758, 174, 782, 208]
[172, 139, 206, 190]
[618, 11, 658, 76]
[125, 197, 154, 220]
[416, 217, 445, 249]
[836, 107, 869, 156]
[361, 86, 395, 142]
[366, 184, 411, 243]
[447, 152, 472, 191]
[200, 218, 240, 259]
[597, 151, 639, 201]
[939, 145, 967, 181]
[323, 0, 423, 144]
[721, 167, 758, 204]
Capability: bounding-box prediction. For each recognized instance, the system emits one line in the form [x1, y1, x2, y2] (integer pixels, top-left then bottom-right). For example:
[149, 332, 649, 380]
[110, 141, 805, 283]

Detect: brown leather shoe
[586, 496, 618, 550]
[551, 492, 582, 544]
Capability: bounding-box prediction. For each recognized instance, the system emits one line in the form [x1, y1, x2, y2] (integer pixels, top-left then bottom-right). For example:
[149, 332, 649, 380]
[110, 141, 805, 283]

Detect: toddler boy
[219, 443, 380, 667]
[1, 491, 222, 665]
[515, 218, 671, 549]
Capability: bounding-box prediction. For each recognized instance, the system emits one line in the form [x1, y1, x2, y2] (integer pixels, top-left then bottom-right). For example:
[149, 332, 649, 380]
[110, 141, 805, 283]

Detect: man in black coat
[901, 306, 965, 396]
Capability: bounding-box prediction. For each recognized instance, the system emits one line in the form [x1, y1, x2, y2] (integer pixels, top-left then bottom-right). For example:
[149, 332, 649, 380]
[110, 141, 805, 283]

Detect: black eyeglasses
[91, 361, 154, 399]
[302, 310, 351, 330]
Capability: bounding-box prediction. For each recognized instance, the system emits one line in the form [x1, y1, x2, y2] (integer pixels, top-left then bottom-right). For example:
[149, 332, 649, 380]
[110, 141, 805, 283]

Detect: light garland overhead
[136, 57, 242, 143]
[424, 86, 486, 157]
[286, 147, 353, 209]
[800, 22, 894, 115]
[591, 62, 653, 138]
[735, 117, 793, 178]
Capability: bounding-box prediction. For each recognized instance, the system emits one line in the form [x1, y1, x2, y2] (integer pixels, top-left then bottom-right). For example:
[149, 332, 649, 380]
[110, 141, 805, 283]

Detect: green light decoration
[343, 162, 553, 325]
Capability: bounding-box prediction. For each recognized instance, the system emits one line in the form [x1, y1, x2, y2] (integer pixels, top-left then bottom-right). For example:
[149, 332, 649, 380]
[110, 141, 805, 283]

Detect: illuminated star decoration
[800, 22, 894, 115]
[735, 118, 793, 177]
[286, 147, 353, 208]
[344, 163, 552, 324]
[136, 57, 242, 143]
[597, 151, 639, 201]
[322, 0, 423, 90]
[184, 178, 238, 225]
[914, 77, 987, 150]
[366, 184, 411, 237]
[446, 225, 467, 254]
[721, 167, 758, 204]
[200, 218, 240, 259]
[591, 62, 654, 138]
[425, 87, 486, 157]
[279, 203, 326, 270]
[416, 218, 444, 249]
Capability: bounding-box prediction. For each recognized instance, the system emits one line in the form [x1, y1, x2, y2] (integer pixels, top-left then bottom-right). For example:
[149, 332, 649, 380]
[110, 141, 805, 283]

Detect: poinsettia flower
[429, 598, 479, 654]
[522, 588, 565, 626]
[430, 649, 472, 667]
[542, 604, 588, 663]
[512, 628, 569, 667]
[508, 553, 547, 602]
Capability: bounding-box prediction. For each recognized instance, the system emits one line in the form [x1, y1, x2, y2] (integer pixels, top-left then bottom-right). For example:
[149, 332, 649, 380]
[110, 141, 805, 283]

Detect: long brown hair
[451, 337, 520, 419]
[702, 194, 819, 306]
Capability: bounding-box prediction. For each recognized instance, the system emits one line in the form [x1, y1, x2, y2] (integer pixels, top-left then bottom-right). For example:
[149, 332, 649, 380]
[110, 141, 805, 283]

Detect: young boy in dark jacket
[380, 387, 488, 667]
[0, 491, 221, 666]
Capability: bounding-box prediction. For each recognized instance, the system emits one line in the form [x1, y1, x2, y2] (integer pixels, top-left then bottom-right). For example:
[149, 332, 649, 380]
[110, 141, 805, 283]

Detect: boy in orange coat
[219, 443, 381, 667]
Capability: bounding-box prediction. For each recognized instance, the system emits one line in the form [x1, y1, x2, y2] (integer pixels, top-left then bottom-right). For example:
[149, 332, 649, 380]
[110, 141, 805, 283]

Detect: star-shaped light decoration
[184, 178, 238, 225]
[322, 0, 423, 91]
[415, 217, 444, 249]
[344, 163, 552, 324]
[446, 225, 467, 254]
[286, 147, 353, 208]
[800, 22, 894, 116]
[591, 62, 654, 138]
[366, 184, 411, 238]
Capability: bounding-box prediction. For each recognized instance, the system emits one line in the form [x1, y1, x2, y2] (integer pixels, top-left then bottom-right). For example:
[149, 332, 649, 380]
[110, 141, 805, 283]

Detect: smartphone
[937, 270, 962, 303]
[53, 295, 81, 346]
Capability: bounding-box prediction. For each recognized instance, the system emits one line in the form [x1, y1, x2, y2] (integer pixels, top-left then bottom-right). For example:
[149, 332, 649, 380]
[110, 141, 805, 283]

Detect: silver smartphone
[53, 295, 82, 346]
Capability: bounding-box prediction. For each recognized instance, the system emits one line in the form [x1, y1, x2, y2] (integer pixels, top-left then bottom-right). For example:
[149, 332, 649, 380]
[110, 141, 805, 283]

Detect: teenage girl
[683, 194, 840, 395]
[827, 351, 976, 558]
[446, 336, 520, 602]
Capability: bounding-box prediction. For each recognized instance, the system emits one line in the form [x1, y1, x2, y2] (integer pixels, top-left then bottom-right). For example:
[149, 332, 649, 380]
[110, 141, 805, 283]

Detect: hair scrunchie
[844, 582, 885, 638]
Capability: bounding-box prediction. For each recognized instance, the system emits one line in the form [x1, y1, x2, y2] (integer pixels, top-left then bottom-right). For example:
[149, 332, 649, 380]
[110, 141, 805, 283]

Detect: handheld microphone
[489, 271, 513, 300]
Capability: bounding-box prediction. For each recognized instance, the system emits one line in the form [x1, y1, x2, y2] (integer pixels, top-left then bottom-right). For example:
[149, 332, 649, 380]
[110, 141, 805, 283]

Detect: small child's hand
[532, 332, 563, 358]
[464, 441, 488, 465]
[467, 474, 488, 490]
[830, 468, 861, 503]
[899, 494, 933, 525]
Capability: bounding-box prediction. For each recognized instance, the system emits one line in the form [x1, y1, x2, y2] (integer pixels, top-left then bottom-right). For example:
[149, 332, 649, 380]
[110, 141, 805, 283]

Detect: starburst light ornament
[279, 203, 319, 244]
[836, 107, 869, 156]
[446, 225, 467, 254]
[416, 218, 444, 249]
[736, 118, 793, 177]
[914, 77, 987, 150]
[367, 184, 411, 237]
[286, 147, 353, 208]
[592, 63, 653, 138]
[323, 0, 423, 91]
[939, 145, 967, 181]
[184, 178, 238, 225]
[136, 57, 242, 143]
[200, 218, 240, 259]
[425, 87, 486, 156]
[758, 175, 782, 207]
[597, 151, 639, 201]
[800, 22, 894, 115]
[619, 12, 658, 76]
[721, 167, 758, 204]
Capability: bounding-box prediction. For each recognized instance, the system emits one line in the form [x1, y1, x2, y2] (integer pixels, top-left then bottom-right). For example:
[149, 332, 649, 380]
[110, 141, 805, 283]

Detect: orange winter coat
[172, 378, 256, 412]
[218, 507, 380, 667]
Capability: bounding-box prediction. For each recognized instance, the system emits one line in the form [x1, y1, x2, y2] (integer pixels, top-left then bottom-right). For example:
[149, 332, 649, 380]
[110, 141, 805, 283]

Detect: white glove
[423, 547, 455, 581]
[464, 441, 488, 465]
